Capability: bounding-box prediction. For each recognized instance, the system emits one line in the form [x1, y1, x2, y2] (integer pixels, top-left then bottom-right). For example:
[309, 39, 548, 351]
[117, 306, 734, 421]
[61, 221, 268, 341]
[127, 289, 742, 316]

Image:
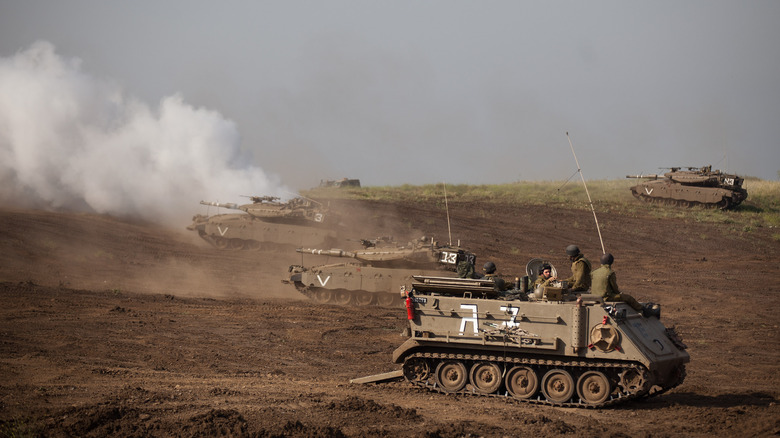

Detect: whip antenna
[566, 132, 606, 254]
[443, 182, 452, 246]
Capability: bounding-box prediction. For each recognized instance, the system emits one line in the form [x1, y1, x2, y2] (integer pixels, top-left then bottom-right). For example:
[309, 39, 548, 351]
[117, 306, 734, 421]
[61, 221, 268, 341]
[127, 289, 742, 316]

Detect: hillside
[1, 198, 779, 436]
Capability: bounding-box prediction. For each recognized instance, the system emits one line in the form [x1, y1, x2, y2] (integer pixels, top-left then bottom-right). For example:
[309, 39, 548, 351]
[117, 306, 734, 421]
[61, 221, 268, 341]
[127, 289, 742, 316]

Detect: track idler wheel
[541, 369, 575, 404]
[435, 361, 468, 393]
[505, 366, 539, 399]
[402, 357, 430, 382]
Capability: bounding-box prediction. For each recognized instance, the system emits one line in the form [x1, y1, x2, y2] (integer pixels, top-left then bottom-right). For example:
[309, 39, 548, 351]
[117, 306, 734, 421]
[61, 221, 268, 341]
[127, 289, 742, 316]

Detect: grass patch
[305, 178, 780, 229]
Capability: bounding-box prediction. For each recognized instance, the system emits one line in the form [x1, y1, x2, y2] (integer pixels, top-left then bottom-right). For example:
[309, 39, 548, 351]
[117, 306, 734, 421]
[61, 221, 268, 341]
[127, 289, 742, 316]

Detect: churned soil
[1, 199, 778, 437]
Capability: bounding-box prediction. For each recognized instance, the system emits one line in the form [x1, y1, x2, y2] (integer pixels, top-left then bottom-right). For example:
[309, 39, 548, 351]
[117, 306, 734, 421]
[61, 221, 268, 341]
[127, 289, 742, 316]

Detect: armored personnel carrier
[359, 274, 688, 408]
[627, 165, 747, 209]
[286, 237, 477, 307]
[187, 195, 338, 250]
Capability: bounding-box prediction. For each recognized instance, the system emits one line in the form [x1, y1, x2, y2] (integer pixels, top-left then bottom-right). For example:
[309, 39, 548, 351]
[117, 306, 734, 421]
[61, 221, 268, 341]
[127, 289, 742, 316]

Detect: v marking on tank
[644, 188, 654, 195]
[317, 275, 331, 286]
[217, 226, 228, 236]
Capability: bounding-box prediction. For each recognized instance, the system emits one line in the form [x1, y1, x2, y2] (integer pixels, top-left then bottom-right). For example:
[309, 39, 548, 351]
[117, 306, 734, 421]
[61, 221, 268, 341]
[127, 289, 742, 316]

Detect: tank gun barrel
[626, 174, 659, 179]
[199, 201, 239, 210]
[296, 248, 357, 258]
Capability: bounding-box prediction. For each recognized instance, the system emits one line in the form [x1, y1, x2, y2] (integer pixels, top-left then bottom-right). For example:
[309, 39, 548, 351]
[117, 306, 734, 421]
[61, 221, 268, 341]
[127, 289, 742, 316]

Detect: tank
[627, 165, 747, 209]
[285, 237, 478, 307]
[386, 273, 689, 408]
[187, 195, 338, 250]
[319, 178, 361, 188]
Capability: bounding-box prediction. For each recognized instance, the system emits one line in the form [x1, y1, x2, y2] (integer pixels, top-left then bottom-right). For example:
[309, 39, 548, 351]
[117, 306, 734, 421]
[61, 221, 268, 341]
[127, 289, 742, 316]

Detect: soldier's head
[539, 263, 552, 278]
[565, 244, 580, 259]
[483, 261, 496, 274]
[600, 253, 614, 265]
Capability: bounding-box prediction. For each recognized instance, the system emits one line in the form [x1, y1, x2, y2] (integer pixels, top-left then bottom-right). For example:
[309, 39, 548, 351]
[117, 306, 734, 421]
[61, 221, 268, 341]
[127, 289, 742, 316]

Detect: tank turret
[354, 271, 689, 408]
[285, 237, 478, 306]
[627, 165, 747, 209]
[237, 195, 329, 224]
[187, 195, 337, 250]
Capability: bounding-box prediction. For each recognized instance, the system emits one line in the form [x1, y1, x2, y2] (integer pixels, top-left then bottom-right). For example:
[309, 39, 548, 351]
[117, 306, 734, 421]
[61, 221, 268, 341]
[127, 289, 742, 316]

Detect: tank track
[293, 285, 401, 307]
[402, 350, 685, 409]
[206, 235, 304, 251]
[631, 189, 734, 210]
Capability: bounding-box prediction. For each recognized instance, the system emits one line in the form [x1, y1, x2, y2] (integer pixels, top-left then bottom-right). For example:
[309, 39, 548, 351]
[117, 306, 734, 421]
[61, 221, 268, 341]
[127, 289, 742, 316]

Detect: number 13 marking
[440, 251, 458, 264]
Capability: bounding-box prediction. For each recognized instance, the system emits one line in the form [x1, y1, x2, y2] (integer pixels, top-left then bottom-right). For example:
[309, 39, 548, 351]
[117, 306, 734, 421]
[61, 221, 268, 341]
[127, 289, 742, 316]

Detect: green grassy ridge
[305, 179, 780, 236]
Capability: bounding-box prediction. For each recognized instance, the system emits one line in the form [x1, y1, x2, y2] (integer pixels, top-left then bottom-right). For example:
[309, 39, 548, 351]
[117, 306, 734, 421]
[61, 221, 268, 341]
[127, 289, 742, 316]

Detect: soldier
[591, 253, 643, 311]
[532, 263, 556, 289]
[563, 245, 591, 292]
[456, 250, 478, 279]
[482, 261, 509, 292]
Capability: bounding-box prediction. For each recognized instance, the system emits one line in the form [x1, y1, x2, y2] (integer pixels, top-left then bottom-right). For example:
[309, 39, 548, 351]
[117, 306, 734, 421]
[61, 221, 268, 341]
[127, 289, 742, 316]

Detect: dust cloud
[0, 41, 286, 226]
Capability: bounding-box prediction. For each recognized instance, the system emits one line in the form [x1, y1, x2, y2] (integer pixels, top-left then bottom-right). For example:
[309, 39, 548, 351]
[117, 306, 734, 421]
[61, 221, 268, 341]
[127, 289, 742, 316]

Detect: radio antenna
[566, 132, 606, 254]
[443, 182, 452, 246]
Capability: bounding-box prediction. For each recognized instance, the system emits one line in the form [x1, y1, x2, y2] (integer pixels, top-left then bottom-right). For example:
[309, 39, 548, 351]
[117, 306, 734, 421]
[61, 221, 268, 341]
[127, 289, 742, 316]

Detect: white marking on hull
[500, 306, 520, 327]
[459, 304, 479, 335]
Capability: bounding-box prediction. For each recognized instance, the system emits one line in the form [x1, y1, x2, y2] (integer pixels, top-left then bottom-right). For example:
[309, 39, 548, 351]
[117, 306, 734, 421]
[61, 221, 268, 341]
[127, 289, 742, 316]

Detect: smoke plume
[0, 41, 284, 225]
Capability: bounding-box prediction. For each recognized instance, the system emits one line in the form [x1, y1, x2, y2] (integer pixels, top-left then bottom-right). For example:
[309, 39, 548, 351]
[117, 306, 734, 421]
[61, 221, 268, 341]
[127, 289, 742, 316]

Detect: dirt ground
[1, 199, 778, 437]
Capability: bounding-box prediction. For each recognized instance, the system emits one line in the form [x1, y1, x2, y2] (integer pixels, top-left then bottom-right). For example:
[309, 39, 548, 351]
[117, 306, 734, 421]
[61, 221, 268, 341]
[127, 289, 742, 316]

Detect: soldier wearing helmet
[591, 253, 642, 311]
[563, 245, 591, 292]
[482, 261, 509, 292]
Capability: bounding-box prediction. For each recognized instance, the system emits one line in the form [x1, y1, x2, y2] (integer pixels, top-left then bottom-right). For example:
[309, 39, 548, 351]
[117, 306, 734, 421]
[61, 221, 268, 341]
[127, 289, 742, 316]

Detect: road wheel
[354, 291, 374, 306]
[334, 290, 352, 305]
[313, 289, 333, 303]
[505, 366, 538, 399]
[228, 238, 245, 250]
[214, 237, 228, 249]
[541, 369, 575, 404]
[376, 293, 396, 307]
[577, 371, 611, 405]
[435, 361, 467, 393]
[469, 362, 502, 394]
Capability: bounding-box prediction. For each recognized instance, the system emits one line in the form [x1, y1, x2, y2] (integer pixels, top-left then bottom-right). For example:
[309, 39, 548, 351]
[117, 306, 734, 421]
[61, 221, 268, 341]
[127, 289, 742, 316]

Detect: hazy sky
[0, 1, 778, 218]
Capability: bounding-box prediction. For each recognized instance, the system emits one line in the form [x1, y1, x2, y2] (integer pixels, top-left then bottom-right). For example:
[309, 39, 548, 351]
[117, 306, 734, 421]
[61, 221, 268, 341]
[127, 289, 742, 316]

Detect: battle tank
[187, 195, 338, 250]
[285, 237, 477, 307]
[627, 165, 747, 209]
[353, 272, 689, 408]
[319, 177, 361, 188]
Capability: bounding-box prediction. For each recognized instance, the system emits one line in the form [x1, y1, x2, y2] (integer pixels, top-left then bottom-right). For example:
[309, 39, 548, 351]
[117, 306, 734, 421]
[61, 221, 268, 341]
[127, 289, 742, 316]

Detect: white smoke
[0, 41, 285, 225]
